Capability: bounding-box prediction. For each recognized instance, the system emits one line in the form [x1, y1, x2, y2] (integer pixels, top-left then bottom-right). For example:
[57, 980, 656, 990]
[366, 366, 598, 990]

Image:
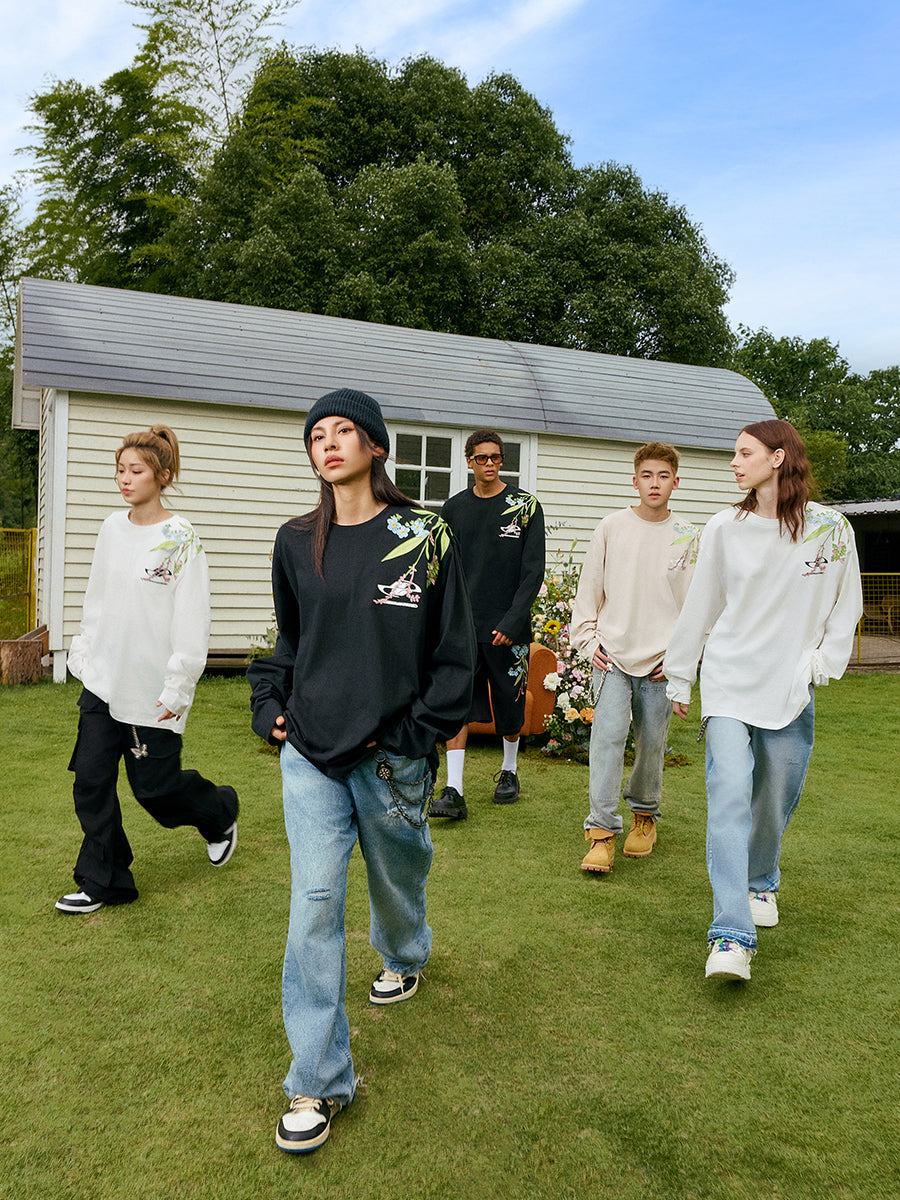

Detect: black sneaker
[369, 969, 419, 1005]
[430, 785, 467, 820]
[492, 770, 519, 804]
[55, 890, 104, 914]
[276, 1096, 340, 1153]
[206, 821, 237, 866]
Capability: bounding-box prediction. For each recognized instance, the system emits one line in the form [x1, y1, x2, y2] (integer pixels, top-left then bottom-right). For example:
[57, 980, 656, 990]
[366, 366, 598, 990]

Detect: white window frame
[385, 424, 538, 510]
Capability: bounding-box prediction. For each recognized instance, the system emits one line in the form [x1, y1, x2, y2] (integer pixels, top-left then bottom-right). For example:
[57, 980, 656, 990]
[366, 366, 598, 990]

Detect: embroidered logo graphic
[375, 510, 451, 606]
[507, 643, 530, 700]
[499, 493, 538, 540]
[374, 567, 423, 608]
[669, 521, 701, 571]
[801, 508, 850, 577]
[143, 522, 200, 585]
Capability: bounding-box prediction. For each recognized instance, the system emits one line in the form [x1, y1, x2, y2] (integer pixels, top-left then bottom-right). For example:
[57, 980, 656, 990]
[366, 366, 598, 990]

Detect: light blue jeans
[585, 664, 671, 833]
[704, 691, 815, 950]
[280, 742, 434, 1105]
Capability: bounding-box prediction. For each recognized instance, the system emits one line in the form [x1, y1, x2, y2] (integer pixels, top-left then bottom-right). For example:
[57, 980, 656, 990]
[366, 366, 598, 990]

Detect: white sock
[446, 749, 466, 794]
[501, 738, 519, 773]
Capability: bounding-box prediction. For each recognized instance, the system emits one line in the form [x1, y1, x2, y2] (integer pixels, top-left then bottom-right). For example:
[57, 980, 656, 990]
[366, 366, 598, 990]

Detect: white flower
[543, 672, 560, 691]
[557, 691, 570, 710]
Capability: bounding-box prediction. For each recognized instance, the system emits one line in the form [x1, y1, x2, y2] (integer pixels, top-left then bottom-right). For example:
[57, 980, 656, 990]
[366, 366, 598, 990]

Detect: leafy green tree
[128, 0, 301, 138]
[23, 28, 203, 290]
[159, 47, 734, 365]
[732, 326, 900, 500]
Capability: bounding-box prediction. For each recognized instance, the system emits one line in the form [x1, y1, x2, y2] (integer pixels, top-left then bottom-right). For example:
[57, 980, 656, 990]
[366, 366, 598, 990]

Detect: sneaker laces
[286, 1095, 321, 1114]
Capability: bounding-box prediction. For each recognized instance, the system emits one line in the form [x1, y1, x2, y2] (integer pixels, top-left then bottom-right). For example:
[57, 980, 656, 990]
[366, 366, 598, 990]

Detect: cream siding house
[13, 278, 775, 680]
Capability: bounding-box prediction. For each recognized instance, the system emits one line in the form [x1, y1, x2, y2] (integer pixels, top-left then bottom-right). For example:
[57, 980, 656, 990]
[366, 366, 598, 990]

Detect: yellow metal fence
[0, 528, 36, 639]
[855, 573, 900, 665]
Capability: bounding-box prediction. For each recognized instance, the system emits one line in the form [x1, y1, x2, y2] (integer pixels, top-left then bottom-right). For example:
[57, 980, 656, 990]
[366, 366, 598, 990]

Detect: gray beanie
[303, 388, 390, 453]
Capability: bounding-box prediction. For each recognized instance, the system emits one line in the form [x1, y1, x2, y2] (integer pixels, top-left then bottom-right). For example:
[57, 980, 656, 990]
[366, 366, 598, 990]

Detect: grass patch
[1, 674, 898, 1200]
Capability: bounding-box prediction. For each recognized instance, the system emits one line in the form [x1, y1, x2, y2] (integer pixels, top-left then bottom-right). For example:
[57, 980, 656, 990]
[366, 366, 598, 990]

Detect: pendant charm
[376, 759, 393, 781]
[130, 744, 148, 759]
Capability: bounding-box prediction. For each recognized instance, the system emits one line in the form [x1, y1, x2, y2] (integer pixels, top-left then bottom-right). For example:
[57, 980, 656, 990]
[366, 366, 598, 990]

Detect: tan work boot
[581, 828, 615, 873]
[623, 813, 657, 858]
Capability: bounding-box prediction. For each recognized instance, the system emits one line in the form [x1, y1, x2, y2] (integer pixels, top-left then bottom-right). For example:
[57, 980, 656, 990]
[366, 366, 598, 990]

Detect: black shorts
[468, 641, 530, 736]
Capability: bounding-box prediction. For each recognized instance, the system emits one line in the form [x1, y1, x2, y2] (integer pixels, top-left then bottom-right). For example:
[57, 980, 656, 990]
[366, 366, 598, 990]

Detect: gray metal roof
[14, 277, 774, 448]
[833, 499, 900, 515]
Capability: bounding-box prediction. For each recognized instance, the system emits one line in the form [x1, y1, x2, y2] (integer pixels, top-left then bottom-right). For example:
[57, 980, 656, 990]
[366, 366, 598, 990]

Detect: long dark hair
[293, 429, 415, 575]
[734, 419, 810, 542]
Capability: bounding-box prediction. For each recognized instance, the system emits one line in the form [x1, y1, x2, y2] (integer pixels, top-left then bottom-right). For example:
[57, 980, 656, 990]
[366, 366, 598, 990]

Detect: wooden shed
[13, 277, 774, 679]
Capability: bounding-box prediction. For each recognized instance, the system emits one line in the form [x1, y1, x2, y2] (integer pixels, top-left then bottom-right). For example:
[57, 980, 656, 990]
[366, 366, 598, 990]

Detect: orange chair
[467, 642, 558, 737]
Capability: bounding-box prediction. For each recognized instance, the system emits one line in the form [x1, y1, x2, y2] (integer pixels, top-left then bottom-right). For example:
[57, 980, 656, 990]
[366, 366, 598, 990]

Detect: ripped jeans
[279, 741, 434, 1105]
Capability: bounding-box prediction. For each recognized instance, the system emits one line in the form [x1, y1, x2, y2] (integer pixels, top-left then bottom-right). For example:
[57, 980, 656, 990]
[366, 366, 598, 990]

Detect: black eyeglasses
[471, 453, 503, 465]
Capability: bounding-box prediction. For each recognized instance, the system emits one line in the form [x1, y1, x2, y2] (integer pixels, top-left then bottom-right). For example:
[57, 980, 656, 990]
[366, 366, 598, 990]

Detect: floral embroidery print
[375, 509, 452, 606]
[499, 493, 538, 540]
[669, 520, 701, 571]
[143, 522, 200, 585]
[802, 507, 850, 576]
[507, 643, 530, 700]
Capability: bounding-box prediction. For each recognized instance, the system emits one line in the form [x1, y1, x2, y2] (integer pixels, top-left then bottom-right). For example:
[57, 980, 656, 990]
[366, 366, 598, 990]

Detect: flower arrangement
[531, 542, 593, 758]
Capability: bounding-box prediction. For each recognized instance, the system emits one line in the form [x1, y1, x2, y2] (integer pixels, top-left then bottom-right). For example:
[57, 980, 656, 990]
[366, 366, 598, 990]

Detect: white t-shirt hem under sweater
[67, 511, 211, 731]
[663, 503, 863, 729]
[570, 507, 701, 677]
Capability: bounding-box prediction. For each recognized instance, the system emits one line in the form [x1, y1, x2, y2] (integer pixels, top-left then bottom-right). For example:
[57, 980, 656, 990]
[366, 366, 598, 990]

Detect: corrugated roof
[15, 277, 774, 448]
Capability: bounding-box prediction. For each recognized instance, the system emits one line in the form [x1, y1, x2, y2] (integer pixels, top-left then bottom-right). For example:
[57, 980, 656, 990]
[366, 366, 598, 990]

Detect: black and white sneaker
[492, 770, 519, 804]
[276, 1095, 340, 1153]
[55, 890, 104, 914]
[369, 968, 419, 1005]
[206, 822, 237, 866]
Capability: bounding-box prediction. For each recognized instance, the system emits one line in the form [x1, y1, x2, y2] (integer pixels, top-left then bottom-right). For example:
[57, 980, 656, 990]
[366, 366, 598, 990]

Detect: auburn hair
[734, 419, 810, 542]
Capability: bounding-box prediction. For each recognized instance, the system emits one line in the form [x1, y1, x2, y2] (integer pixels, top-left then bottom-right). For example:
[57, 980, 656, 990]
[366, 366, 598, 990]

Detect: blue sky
[3, 0, 898, 374]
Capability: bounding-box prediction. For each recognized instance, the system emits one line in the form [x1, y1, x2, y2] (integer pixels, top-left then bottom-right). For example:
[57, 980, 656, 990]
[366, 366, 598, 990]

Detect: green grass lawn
[1, 674, 897, 1200]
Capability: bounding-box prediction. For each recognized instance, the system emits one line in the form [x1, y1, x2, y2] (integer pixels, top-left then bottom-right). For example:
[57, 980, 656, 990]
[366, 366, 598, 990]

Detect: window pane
[396, 468, 421, 498]
[396, 434, 422, 466]
[425, 472, 451, 502]
[426, 436, 452, 469]
[503, 442, 521, 473]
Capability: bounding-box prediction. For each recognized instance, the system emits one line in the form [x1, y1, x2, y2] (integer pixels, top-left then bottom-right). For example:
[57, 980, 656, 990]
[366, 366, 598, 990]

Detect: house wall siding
[536, 435, 736, 561]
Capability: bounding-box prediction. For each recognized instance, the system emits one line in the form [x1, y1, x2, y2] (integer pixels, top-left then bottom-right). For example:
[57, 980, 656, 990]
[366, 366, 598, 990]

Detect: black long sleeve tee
[248, 505, 476, 779]
[440, 485, 546, 643]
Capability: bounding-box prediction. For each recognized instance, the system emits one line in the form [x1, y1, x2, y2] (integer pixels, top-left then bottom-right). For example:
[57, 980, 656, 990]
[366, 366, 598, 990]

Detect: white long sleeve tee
[570, 508, 701, 677]
[663, 503, 862, 729]
[67, 511, 211, 730]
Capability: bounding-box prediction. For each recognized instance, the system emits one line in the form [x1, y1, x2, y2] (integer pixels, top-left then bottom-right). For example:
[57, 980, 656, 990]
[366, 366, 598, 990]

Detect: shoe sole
[580, 861, 612, 873]
[430, 809, 467, 820]
[705, 964, 751, 981]
[369, 976, 419, 1005]
[492, 795, 518, 804]
[276, 1124, 331, 1153]
[55, 900, 105, 913]
[622, 843, 656, 858]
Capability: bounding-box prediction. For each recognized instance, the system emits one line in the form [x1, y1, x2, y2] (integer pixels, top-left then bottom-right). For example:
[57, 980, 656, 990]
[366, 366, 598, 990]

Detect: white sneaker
[749, 890, 779, 927]
[276, 1096, 340, 1153]
[206, 822, 237, 866]
[55, 890, 104, 914]
[705, 938, 753, 981]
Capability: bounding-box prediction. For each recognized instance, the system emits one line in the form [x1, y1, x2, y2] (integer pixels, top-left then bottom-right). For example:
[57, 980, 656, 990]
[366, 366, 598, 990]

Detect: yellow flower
[564, 707, 579, 723]
[543, 619, 561, 636]
[579, 707, 594, 724]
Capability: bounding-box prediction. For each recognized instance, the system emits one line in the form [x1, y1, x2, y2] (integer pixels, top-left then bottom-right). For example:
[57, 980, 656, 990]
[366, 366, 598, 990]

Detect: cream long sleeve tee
[66, 511, 211, 730]
[570, 508, 701, 677]
[663, 503, 862, 729]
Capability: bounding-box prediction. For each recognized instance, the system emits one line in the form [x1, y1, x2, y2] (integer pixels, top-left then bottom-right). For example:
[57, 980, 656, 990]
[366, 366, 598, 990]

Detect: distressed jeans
[279, 741, 434, 1105]
[585, 664, 671, 833]
[704, 691, 815, 950]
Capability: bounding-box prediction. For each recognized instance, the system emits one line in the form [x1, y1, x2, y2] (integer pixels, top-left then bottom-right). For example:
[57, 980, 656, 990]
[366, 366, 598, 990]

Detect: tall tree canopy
[733, 326, 900, 500]
[157, 47, 735, 365]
